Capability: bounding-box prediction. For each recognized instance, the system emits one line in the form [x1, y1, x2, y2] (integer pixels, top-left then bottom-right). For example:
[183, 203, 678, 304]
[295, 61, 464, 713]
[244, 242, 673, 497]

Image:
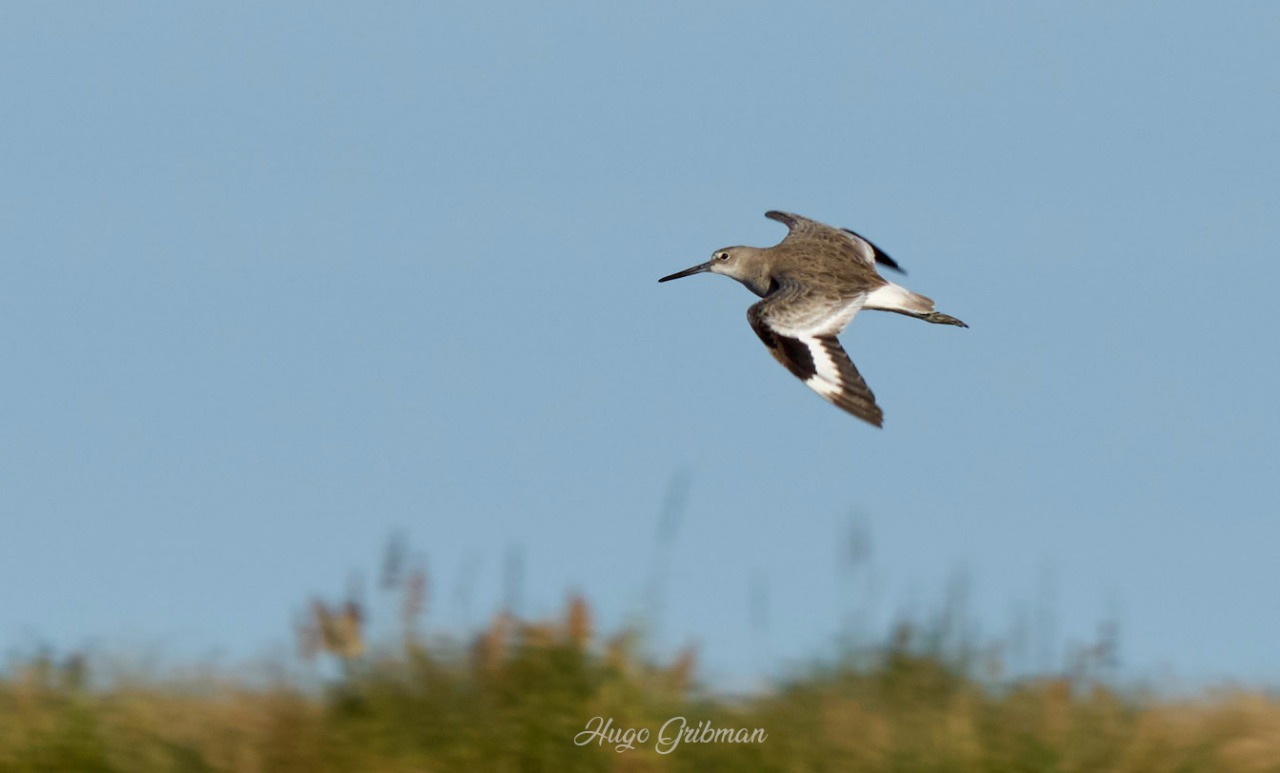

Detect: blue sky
[2, 3, 1278, 687]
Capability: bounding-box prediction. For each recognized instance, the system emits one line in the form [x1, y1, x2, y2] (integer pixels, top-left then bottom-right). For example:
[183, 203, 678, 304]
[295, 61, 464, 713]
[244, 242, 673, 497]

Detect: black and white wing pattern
[746, 283, 884, 427]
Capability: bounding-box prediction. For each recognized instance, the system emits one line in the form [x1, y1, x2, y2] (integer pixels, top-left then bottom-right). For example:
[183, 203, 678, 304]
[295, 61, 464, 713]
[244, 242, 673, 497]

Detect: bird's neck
[738, 271, 778, 298]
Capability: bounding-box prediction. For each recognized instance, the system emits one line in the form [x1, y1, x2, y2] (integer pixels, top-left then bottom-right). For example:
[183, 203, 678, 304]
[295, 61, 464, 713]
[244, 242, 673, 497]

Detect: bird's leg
[921, 311, 968, 328]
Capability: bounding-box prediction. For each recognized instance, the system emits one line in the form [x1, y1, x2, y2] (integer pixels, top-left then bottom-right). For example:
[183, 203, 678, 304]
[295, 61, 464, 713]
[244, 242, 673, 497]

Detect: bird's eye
[716, 252, 729, 261]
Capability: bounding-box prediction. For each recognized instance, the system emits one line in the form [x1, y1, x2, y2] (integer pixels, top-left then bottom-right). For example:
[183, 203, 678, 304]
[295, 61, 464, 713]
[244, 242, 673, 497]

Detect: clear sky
[2, 3, 1278, 688]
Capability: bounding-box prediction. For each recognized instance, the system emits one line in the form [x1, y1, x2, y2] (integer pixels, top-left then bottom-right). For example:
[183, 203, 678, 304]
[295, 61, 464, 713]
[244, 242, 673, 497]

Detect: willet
[659, 211, 966, 427]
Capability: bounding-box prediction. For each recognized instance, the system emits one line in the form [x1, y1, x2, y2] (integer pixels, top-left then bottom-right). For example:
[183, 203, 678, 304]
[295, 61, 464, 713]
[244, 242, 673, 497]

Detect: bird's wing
[765, 211, 903, 274]
[746, 284, 883, 427]
[841, 228, 904, 274]
[764, 210, 830, 241]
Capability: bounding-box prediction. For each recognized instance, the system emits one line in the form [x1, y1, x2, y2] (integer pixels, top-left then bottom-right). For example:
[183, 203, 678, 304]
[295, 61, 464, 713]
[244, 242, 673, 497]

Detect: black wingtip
[876, 253, 906, 275]
[878, 258, 905, 275]
[842, 228, 905, 274]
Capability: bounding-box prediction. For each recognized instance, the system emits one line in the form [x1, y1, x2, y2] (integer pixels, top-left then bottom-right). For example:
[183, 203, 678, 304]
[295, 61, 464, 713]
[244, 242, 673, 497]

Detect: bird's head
[659, 247, 772, 295]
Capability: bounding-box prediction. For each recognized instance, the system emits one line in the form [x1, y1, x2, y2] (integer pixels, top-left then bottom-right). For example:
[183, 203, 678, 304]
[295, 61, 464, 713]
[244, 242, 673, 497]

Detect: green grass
[5, 556, 1280, 771]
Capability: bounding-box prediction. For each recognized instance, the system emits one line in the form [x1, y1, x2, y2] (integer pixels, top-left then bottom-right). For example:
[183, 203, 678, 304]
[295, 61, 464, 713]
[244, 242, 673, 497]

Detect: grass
[5, 545, 1280, 772]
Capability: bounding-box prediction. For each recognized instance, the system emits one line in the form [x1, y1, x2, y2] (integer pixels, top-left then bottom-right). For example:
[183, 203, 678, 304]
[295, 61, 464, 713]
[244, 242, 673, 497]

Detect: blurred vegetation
[5, 537, 1280, 772]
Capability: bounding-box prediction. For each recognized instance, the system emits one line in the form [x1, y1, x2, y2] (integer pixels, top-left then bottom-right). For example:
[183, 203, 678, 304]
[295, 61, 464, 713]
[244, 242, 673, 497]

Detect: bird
[658, 211, 966, 427]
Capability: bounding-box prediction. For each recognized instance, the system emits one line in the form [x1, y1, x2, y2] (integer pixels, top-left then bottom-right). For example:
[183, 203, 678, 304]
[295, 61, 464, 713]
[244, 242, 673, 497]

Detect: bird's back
[767, 218, 886, 296]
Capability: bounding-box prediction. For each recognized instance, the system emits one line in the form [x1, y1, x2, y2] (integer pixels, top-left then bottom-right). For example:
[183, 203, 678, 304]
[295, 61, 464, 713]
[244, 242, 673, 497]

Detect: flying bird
[659, 211, 966, 427]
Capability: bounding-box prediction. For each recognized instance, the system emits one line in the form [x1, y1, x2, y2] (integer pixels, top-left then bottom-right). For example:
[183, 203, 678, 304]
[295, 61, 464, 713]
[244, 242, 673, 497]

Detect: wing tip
[836, 396, 884, 428]
[842, 228, 906, 274]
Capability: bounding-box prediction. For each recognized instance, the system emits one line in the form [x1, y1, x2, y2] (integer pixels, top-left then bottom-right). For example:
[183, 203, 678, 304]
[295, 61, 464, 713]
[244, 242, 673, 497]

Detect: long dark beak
[658, 261, 713, 283]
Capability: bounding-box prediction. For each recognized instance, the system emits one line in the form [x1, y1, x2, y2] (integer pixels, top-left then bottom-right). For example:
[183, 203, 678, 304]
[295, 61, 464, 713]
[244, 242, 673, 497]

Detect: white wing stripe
[803, 337, 846, 396]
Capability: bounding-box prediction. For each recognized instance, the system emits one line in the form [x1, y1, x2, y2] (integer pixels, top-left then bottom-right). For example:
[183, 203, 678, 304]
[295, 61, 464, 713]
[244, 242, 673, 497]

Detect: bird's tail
[865, 283, 968, 327]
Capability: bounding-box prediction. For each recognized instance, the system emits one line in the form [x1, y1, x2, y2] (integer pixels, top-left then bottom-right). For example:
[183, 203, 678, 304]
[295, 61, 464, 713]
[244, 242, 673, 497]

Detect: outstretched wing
[746, 284, 883, 427]
[764, 210, 904, 274]
[765, 210, 832, 241]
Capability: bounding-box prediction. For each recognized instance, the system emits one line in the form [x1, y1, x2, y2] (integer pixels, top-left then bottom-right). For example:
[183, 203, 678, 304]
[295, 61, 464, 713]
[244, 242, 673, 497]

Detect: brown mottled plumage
[659, 211, 966, 427]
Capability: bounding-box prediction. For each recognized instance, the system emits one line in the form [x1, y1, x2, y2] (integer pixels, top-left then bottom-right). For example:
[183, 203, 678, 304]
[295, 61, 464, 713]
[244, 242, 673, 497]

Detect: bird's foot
[923, 312, 968, 328]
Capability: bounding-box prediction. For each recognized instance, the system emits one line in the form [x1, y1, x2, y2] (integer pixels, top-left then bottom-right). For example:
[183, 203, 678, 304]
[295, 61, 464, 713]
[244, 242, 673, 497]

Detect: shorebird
[659, 211, 966, 427]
